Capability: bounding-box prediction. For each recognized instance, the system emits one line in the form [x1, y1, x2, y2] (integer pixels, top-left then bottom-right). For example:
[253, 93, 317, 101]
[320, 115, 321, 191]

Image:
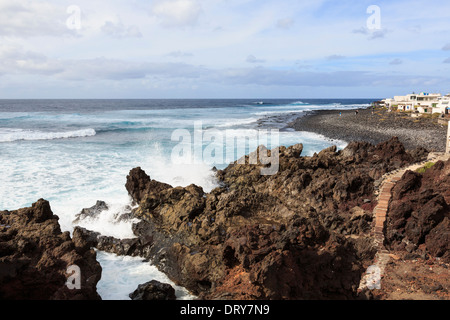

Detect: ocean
[0, 98, 373, 299]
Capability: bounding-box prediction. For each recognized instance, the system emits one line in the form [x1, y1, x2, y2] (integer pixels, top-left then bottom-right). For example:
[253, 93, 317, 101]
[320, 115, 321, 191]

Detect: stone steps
[360, 153, 450, 291]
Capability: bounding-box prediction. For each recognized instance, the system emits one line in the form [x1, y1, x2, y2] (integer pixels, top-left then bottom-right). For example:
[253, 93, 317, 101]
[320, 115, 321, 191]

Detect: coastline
[288, 107, 448, 152]
[1, 101, 449, 301]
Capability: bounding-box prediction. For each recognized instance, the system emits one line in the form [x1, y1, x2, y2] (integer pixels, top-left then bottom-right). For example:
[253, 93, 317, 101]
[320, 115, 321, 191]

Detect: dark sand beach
[289, 107, 448, 152]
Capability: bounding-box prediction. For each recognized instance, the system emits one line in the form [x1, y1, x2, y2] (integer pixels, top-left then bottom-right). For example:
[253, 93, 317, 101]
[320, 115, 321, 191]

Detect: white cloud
[0, 45, 64, 75]
[0, 0, 76, 38]
[3, 44, 445, 90]
[0, 46, 209, 81]
[1, 0, 450, 98]
[151, 0, 202, 27]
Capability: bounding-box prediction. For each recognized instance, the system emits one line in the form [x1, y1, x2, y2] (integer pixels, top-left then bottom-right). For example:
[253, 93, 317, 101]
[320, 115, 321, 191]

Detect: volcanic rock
[0, 199, 102, 300]
[73, 200, 109, 223]
[80, 137, 425, 300]
[73, 200, 134, 224]
[129, 280, 176, 300]
[125, 167, 172, 204]
[385, 159, 450, 261]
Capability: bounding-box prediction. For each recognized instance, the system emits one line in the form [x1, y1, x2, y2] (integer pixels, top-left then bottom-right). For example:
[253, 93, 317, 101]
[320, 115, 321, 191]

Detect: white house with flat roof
[382, 92, 444, 114]
[434, 94, 450, 114]
[414, 93, 441, 113]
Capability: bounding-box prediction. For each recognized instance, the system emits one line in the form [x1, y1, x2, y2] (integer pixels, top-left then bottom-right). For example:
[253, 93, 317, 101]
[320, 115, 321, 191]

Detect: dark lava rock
[129, 280, 176, 300]
[73, 200, 109, 223]
[82, 138, 432, 300]
[0, 199, 102, 300]
[73, 200, 134, 224]
[386, 159, 450, 262]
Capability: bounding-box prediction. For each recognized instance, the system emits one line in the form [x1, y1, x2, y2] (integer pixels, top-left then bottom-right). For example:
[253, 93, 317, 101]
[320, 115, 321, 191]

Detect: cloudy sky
[1, 0, 450, 99]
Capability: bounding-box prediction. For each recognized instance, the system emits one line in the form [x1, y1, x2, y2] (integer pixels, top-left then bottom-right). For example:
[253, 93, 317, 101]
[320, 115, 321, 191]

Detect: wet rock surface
[73, 200, 134, 224]
[73, 200, 109, 223]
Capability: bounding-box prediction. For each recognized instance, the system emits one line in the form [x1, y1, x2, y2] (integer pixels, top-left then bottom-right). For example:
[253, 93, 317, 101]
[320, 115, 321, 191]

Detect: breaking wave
[0, 128, 96, 142]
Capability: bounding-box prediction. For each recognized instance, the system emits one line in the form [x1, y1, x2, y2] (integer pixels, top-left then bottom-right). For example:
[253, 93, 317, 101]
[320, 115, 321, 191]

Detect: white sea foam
[290, 101, 307, 105]
[253, 102, 370, 116]
[74, 202, 139, 239]
[96, 251, 196, 300]
[212, 117, 259, 128]
[255, 109, 307, 116]
[0, 128, 96, 142]
[140, 142, 220, 192]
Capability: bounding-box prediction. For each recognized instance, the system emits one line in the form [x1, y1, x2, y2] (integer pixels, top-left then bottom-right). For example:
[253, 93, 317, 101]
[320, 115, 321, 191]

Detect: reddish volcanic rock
[386, 159, 450, 262]
[425, 217, 450, 262]
[0, 199, 102, 300]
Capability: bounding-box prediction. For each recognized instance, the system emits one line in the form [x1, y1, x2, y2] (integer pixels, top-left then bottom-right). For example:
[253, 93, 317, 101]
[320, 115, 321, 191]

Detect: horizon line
[0, 97, 382, 100]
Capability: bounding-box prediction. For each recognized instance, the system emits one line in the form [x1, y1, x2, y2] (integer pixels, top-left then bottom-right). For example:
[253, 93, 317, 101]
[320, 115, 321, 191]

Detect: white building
[383, 92, 444, 114]
[434, 94, 450, 115]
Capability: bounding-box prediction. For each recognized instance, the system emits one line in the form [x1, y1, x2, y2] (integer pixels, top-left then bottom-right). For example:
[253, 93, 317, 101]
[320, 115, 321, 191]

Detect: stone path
[359, 152, 450, 291]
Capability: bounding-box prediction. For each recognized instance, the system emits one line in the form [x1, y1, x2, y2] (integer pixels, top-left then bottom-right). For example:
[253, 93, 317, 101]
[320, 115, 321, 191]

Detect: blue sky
[0, 0, 449, 99]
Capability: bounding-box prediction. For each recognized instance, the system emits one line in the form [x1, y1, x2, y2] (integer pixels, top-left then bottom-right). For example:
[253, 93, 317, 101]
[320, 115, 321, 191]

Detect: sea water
[0, 99, 372, 299]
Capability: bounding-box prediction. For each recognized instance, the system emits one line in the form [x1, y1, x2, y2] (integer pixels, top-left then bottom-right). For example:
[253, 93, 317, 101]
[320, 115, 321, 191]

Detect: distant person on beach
[355, 110, 359, 116]
[339, 112, 342, 117]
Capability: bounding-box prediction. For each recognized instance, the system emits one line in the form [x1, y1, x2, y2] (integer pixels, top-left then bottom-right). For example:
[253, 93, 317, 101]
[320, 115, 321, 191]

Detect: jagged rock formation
[0, 199, 102, 300]
[385, 159, 450, 262]
[73, 200, 109, 224]
[80, 137, 432, 300]
[73, 200, 133, 224]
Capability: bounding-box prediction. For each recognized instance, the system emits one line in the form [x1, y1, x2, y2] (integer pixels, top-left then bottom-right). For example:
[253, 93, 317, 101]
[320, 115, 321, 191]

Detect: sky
[0, 0, 450, 99]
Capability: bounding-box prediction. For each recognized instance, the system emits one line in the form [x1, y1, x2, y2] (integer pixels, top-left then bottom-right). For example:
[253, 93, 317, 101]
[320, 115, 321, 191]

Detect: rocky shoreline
[1, 131, 449, 300]
[0, 199, 102, 300]
[20, 137, 445, 300]
[289, 107, 448, 152]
